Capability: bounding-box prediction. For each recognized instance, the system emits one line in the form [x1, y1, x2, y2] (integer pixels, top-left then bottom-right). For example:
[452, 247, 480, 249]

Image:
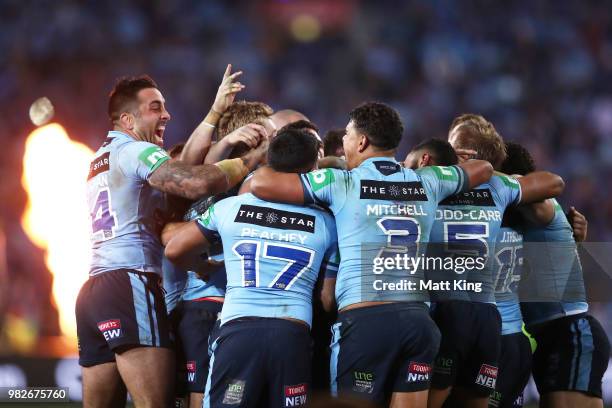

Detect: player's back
[427, 173, 521, 302]
[199, 193, 338, 327]
[494, 223, 524, 335]
[519, 199, 588, 326]
[87, 131, 170, 276]
[302, 158, 467, 310]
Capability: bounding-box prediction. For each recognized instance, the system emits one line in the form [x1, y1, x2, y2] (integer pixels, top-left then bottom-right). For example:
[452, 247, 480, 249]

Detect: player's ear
[419, 153, 432, 168]
[357, 134, 369, 153]
[119, 111, 135, 130]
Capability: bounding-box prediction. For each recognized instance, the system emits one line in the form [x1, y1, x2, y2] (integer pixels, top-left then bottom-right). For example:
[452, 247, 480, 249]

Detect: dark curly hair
[268, 128, 319, 173]
[410, 138, 458, 166]
[108, 75, 158, 123]
[500, 142, 536, 176]
[349, 102, 404, 150]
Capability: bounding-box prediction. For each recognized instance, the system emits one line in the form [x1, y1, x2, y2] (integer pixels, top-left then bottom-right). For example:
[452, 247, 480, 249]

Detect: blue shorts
[330, 302, 440, 405]
[176, 300, 222, 393]
[431, 300, 501, 396]
[75, 269, 172, 367]
[531, 313, 610, 398]
[204, 318, 311, 408]
[489, 332, 532, 408]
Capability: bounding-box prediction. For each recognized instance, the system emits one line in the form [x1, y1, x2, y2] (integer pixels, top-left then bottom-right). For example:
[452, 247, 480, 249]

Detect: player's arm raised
[149, 135, 268, 200]
[180, 64, 245, 165]
[457, 159, 494, 189]
[250, 166, 306, 204]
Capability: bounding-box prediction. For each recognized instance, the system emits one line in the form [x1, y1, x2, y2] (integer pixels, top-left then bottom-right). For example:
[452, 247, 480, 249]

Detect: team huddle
[76, 66, 610, 408]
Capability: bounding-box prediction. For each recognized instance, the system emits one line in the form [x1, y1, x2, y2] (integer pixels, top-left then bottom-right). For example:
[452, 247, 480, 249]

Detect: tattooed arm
[149, 160, 229, 200]
[149, 135, 268, 200]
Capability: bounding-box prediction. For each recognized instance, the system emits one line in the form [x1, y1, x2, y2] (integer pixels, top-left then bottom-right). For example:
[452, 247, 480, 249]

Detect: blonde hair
[449, 113, 506, 169]
[217, 101, 273, 139]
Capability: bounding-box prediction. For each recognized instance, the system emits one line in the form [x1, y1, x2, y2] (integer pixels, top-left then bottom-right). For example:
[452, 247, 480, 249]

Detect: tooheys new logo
[284, 383, 307, 407]
[475, 364, 498, 388]
[407, 362, 432, 382]
[186, 361, 196, 383]
[97, 319, 122, 341]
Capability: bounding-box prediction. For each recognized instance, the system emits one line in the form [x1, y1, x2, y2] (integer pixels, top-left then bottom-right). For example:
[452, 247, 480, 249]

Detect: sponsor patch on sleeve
[431, 166, 458, 182]
[199, 205, 215, 227]
[406, 362, 432, 383]
[497, 174, 520, 189]
[138, 145, 170, 172]
[306, 169, 335, 192]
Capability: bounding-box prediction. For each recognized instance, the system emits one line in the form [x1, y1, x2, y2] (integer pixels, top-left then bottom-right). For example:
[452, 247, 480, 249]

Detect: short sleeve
[416, 165, 468, 203]
[494, 173, 522, 207]
[195, 203, 221, 244]
[300, 168, 349, 212]
[117, 141, 170, 180]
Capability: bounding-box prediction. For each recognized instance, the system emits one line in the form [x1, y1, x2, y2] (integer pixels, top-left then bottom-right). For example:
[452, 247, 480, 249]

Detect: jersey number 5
[233, 241, 315, 290]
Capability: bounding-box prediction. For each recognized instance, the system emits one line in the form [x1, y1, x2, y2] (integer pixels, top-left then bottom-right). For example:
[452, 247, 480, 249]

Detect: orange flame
[21, 124, 94, 343]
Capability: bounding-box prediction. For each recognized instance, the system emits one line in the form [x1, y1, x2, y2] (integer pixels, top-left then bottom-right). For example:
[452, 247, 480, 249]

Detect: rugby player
[502, 142, 610, 408]
[404, 116, 564, 408]
[165, 99, 278, 408]
[250, 102, 495, 407]
[77, 72, 267, 408]
[429, 116, 563, 408]
[165, 128, 340, 407]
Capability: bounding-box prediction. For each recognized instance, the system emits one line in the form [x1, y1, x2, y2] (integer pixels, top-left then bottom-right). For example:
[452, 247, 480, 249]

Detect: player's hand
[211, 64, 244, 114]
[225, 123, 267, 148]
[454, 148, 478, 163]
[242, 132, 270, 170]
[567, 206, 588, 242]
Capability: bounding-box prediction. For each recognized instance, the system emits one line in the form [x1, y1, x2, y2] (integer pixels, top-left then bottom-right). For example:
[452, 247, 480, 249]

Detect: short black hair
[108, 75, 158, 123]
[349, 102, 404, 149]
[280, 119, 319, 134]
[267, 128, 319, 173]
[410, 138, 458, 166]
[323, 129, 345, 156]
[500, 142, 536, 175]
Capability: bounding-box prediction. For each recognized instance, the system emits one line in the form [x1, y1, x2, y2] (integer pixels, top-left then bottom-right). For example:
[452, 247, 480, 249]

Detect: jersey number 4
[91, 189, 118, 241]
[233, 241, 314, 290]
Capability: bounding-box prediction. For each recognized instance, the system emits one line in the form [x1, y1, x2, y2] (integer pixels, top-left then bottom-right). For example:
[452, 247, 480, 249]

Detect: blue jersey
[494, 225, 524, 335]
[87, 131, 170, 276]
[162, 256, 187, 313]
[427, 173, 522, 303]
[520, 199, 588, 326]
[300, 157, 468, 310]
[196, 193, 339, 327]
[180, 196, 227, 302]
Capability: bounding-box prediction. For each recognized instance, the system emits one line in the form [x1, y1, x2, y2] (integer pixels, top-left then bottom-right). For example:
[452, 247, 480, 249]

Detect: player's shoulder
[415, 164, 458, 179]
[490, 172, 520, 191]
[305, 167, 348, 187]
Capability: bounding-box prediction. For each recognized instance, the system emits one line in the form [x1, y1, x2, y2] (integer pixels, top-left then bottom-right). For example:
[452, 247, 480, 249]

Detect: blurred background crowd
[0, 0, 611, 358]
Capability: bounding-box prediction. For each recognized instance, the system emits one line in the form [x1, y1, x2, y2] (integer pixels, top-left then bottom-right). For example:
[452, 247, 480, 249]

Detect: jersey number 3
[233, 241, 314, 290]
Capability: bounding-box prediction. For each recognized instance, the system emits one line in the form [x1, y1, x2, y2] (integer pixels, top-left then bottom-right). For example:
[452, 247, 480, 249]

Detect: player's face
[404, 150, 422, 169]
[343, 121, 360, 169]
[134, 88, 171, 147]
